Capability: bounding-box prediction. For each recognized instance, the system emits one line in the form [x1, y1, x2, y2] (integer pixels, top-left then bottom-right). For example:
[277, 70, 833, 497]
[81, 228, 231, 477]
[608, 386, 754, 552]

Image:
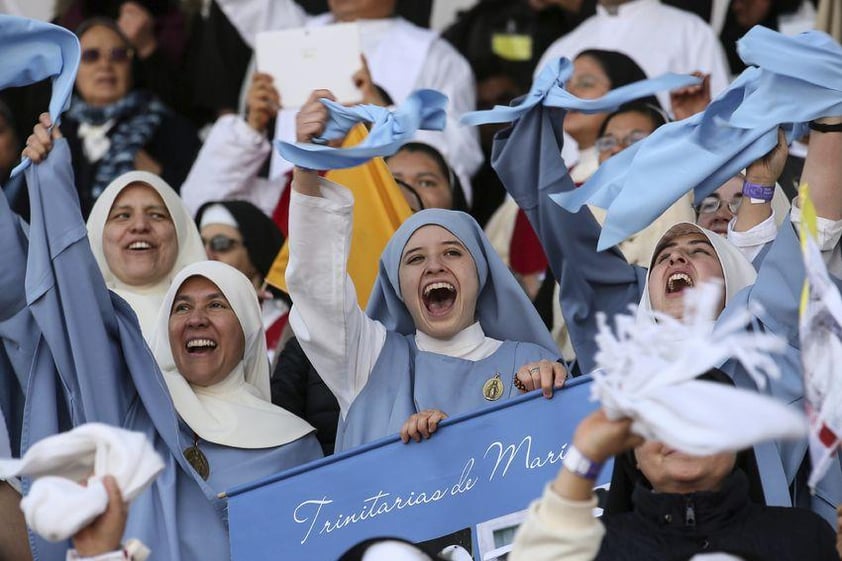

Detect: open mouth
[185, 338, 217, 354]
[422, 281, 456, 317]
[666, 272, 694, 294]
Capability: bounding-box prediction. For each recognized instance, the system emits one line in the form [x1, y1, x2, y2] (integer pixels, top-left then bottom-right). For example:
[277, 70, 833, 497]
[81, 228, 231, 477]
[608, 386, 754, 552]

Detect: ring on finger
[529, 367, 540, 374]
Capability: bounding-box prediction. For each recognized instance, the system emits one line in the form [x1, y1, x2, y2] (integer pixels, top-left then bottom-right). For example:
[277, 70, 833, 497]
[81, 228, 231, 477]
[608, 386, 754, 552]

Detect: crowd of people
[1, 0, 841, 560]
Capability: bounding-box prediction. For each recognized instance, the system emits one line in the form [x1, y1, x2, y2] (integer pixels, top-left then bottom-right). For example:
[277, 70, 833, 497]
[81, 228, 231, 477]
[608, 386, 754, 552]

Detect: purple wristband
[742, 180, 774, 202]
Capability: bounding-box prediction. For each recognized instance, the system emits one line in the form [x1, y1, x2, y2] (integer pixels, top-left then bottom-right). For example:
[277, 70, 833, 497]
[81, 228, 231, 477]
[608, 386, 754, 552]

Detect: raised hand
[21, 113, 61, 164]
[72, 476, 128, 558]
[670, 71, 711, 121]
[246, 72, 282, 134]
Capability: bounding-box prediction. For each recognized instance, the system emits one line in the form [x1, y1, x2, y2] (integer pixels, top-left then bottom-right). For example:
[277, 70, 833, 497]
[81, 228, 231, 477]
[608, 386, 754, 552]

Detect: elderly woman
[63, 17, 200, 217]
[83, 167, 206, 341]
[286, 92, 564, 452]
[6, 121, 322, 561]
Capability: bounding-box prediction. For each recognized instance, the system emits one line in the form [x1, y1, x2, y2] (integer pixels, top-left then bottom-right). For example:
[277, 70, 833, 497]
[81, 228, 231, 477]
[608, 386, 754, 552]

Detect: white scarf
[0, 423, 164, 542]
[151, 261, 314, 448]
[86, 171, 207, 341]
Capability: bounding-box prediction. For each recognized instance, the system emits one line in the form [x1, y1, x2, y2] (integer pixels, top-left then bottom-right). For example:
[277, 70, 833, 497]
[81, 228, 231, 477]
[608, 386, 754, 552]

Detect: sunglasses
[696, 196, 742, 215]
[202, 235, 243, 253]
[80, 46, 133, 64]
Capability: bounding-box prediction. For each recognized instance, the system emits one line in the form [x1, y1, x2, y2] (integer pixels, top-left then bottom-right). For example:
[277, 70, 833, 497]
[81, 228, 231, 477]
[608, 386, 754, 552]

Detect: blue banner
[227, 376, 606, 561]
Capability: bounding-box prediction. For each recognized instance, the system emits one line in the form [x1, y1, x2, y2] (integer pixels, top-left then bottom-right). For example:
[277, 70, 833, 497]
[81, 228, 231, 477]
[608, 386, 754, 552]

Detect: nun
[7, 117, 321, 561]
[489, 85, 842, 523]
[286, 93, 564, 452]
[86, 169, 206, 341]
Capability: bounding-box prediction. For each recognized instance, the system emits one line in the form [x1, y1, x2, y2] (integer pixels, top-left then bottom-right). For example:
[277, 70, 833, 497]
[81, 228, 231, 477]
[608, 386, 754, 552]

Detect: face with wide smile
[634, 441, 737, 494]
[398, 225, 480, 340]
[102, 183, 178, 287]
[168, 275, 246, 387]
[648, 228, 725, 320]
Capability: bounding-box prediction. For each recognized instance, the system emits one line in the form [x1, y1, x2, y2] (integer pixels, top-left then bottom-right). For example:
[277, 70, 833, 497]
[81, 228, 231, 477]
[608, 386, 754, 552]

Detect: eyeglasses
[80, 46, 133, 64]
[696, 196, 742, 215]
[202, 235, 243, 253]
[595, 130, 650, 153]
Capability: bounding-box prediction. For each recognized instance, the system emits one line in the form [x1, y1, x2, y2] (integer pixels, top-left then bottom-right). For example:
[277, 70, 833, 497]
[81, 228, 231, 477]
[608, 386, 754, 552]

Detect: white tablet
[256, 22, 362, 109]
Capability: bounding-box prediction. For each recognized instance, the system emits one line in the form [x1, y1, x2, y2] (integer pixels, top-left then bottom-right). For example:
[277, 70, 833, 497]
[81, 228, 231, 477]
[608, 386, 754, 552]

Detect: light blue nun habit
[488, 32, 842, 525]
[2, 134, 322, 561]
[0, 17, 80, 559]
[336, 209, 560, 451]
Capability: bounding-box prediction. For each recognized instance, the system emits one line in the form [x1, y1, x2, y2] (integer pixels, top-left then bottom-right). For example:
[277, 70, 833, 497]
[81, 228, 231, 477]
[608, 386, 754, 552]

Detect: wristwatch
[563, 445, 604, 480]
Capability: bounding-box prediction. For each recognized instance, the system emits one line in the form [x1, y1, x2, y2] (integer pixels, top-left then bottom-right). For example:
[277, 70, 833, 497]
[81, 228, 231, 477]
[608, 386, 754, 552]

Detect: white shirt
[179, 115, 278, 217]
[286, 178, 501, 418]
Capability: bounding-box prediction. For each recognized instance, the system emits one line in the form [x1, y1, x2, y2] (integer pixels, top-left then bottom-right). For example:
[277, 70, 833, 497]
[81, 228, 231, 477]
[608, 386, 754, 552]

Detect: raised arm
[510, 409, 641, 561]
[20, 115, 135, 427]
[491, 105, 646, 373]
[285, 91, 387, 417]
[801, 117, 842, 221]
[180, 72, 282, 217]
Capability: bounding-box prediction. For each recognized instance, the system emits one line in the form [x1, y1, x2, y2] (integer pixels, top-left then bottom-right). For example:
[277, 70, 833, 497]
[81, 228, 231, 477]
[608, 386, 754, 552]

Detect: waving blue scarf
[553, 26, 842, 251]
[460, 57, 700, 126]
[274, 89, 447, 170]
[0, 15, 80, 179]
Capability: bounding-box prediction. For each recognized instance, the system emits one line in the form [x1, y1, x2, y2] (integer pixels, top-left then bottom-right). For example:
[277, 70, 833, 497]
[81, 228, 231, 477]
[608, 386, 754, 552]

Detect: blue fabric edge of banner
[225, 374, 594, 498]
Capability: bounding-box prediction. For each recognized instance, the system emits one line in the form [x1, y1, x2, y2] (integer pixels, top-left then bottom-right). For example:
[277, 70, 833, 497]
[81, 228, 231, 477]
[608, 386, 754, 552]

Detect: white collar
[597, 0, 659, 17]
[414, 322, 488, 356]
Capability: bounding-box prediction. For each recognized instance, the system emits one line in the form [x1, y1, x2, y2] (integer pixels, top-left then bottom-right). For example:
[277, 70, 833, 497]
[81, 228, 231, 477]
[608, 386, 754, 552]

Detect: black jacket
[271, 337, 340, 456]
[597, 470, 839, 561]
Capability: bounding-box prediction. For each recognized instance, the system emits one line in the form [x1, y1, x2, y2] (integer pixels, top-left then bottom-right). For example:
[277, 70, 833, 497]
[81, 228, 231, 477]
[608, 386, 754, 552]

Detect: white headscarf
[150, 261, 314, 449]
[638, 222, 758, 323]
[86, 171, 206, 341]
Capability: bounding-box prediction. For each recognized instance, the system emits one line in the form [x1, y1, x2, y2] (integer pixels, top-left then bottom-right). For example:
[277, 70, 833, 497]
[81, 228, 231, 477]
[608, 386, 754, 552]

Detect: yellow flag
[265, 124, 413, 308]
[799, 183, 818, 316]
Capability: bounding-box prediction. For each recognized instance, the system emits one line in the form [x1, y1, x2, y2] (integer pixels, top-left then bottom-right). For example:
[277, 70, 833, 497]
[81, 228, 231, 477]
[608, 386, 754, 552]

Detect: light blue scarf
[0, 15, 80, 179]
[460, 57, 699, 126]
[553, 26, 842, 251]
[274, 89, 447, 170]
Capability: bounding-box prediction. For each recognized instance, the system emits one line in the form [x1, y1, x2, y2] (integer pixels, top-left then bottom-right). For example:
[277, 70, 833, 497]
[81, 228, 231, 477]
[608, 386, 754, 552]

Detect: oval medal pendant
[482, 373, 504, 401]
[184, 445, 210, 480]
